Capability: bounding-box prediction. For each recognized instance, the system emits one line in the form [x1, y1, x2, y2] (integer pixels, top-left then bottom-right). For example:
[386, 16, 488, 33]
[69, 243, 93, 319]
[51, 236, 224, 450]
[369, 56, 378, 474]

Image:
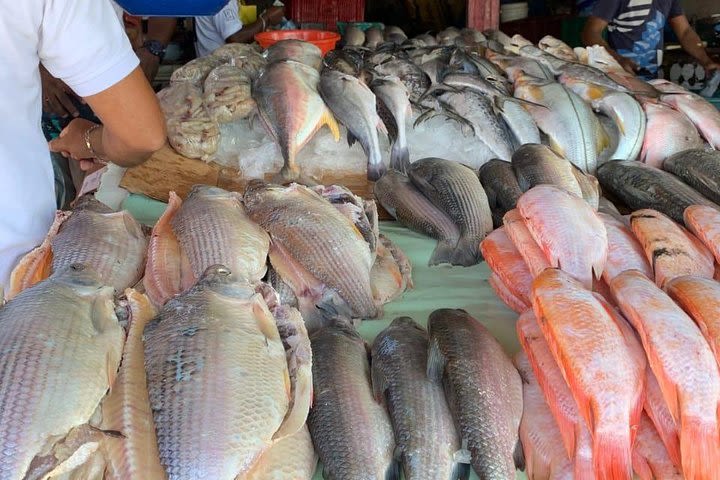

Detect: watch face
[144, 40, 165, 57]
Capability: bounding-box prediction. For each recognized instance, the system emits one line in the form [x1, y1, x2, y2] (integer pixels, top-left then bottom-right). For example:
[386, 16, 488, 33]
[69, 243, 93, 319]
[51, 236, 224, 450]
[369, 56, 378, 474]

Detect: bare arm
[137, 18, 177, 81]
[49, 67, 166, 168]
[669, 15, 719, 70]
[582, 16, 637, 73]
[226, 6, 284, 44]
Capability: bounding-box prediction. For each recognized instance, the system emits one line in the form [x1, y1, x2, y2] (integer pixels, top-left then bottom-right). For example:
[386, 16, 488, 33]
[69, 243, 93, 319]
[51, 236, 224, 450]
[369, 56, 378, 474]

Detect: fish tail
[450, 235, 482, 267]
[429, 239, 457, 266]
[592, 426, 633, 480]
[680, 415, 720, 480]
[389, 142, 410, 174]
[367, 149, 387, 181]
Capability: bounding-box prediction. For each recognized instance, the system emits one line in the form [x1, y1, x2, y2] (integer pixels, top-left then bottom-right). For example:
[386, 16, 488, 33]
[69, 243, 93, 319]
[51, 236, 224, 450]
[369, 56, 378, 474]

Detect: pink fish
[481, 226, 533, 309]
[632, 413, 684, 480]
[598, 212, 652, 283]
[684, 205, 720, 265]
[503, 209, 551, 278]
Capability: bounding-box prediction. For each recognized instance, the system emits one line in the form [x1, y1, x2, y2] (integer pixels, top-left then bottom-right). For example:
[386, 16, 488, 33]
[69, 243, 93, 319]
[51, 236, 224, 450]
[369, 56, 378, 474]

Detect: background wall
[682, 0, 717, 20]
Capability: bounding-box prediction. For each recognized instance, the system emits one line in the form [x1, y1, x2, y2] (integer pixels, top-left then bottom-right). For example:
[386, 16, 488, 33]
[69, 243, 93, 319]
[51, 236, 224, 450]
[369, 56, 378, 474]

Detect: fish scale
[663, 149, 720, 205]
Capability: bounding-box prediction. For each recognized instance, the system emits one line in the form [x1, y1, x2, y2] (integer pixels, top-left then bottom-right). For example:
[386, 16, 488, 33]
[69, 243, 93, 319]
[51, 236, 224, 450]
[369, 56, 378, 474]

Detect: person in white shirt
[0, 0, 166, 291]
[195, 1, 285, 57]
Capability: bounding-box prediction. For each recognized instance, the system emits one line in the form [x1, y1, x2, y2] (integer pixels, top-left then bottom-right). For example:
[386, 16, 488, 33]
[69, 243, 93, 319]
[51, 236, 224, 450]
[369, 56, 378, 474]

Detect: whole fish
[365, 27, 384, 49]
[8, 198, 147, 299]
[371, 75, 411, 173]
[663, 148, 720, 204]
[538, 35, 577, 62]
[408, 158, 493, 266]
[320, 69, 387, 180]
[499, 99, 542, 147]
[480, 226, 533, 310]
[0, 264, 124, 479]
[486, 52, 554, 81]
[245, 426, 318, 480]
[644, 368, 681, 469]
[488, 272, 529, 314]
[632, 414, 683, 480]
[374, 170, 461, 266]
[343, 24, 366, 47]
[611, 270, 720, 480]
[685, 204, 720, 264]
[374, 57, 431, 102]
[514, 75, 606, 173]
[503, 208, 551, 278]
[599, 212, 652, 283]
[265, 39, 322, 70]
[517, 185, 607, 288]
[658, 91, 720, 148]
[512, 144, 584, 198]
[596, 160, 718, 224]
[254, 60, 340, 181]
[372, 317, 467, 480]
[244, 182, 378, 324]
[629, 209, 714, 288]
[532, 269, 646, 479]
[639, 99, 703, 168]
[562, 77, 645, 161]
[311, 184, 378, 254]
[308, 322, 396, 479]
[666, 275, 720, 367]
[557, 62, 629, 92]
[144, 187, 270, 306]
[516, 311, 594, 479]
[479, 159, 523, 228]
[427, 308, 523, 479]
[437, 27, 461, 45]
[323, 48, 364, 76]
[514, 351, 575, 480]
[144, 265, 311, 479]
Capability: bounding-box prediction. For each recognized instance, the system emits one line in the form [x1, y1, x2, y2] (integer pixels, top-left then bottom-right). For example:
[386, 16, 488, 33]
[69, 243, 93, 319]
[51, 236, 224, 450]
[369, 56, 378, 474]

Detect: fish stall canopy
[8, 2, 720, 478]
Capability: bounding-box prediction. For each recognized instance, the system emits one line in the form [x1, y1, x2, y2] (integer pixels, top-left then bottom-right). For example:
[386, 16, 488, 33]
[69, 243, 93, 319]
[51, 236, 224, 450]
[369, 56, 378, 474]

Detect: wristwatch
[142, 40, 166, 61]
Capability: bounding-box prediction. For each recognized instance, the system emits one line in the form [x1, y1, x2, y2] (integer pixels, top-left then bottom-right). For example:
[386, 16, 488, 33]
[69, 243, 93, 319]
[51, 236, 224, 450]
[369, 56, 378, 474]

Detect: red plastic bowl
[255, 30, 341, 56]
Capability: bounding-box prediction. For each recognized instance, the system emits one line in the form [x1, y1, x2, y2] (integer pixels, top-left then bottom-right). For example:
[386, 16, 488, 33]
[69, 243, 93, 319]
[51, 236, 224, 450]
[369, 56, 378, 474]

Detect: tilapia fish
[503, 209, 551, 278]
[632, 414, 683, 480]
[596, 160, 718, 224]
[374, 170, 461, 266]
[253, 60, 340, 181]
[372, 318, 467, 480]
[479, 159, 523, 228]
[685, 204, 720, 264]
[663, 148, 720, 204]
[307, 322, 396, 480]
[370, 234, 413, 305]
[512, 144, 583, 198]
[371, 75, 411, 173]
[9, 198, 147, 298]
[0, 264, 124, 479]
[629, 209, 714, 288]
[244, 182, 378, 326]
[514, 351, 575, 480]
[659, 91, 720, 149]
[532, 269, 646, 479]
[517, 185, 607, 288]
[427, 309, 523, 479]
[599, 212, 652, 283]
[480, 227, 533, 311]
[311, 184, 378, 255]
[408, 158, 493, 266]
[144, 186, 270, 306]
[265, 39, 322, 70]
[611, 270, 720, 480]
[644, 368, 681, 469]
[320, 69, 387, 180]
[639, 99, 703, 168]
[245, 426, 318, 480]
[514, 75, 606, 174]
[144, 265, 312, 479]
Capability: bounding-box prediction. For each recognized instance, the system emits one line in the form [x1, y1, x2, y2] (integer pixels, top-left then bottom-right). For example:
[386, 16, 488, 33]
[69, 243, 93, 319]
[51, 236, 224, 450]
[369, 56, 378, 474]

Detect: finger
[58, 91, 80, 117]
[79, 159, 95, 171]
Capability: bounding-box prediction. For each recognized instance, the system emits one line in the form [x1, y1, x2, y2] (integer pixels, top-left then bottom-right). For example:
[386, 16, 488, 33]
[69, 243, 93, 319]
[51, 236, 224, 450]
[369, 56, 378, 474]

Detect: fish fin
[347, 130, 358, 148]
[679, 414, 720, 480]
[389, 143, 410, 174]
[426, 336, 446, 383]
[377, 118, 388, 136]
[429, 239, 457, 266]
[370, 363, 388, 404]
[385, 456, 401, 480]
[7, 210, 69, 299]
[592, 425, 633, 480]
[450, 235, 482, 267]
[322, 107, 341, 142]
[513, 438, 526, 470]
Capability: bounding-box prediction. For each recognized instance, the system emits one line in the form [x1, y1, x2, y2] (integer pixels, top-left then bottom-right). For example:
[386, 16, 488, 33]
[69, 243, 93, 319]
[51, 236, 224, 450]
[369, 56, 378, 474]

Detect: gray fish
[416, 33, 438, 46]
[512, 143, 584, 198]
[499, 100, 541, 147]
[597, 160, 719, 224]
[437, 27, 461, 45]
[374, 170, 461, 266]
[408, 158, 493, 266]
[320, 69, 387, 180]
[344, 25, 366, 47]
[365, 27, 384, 49]
[384, 25, 408, 44]
[371, 76, 411, 172]
[374, 58, 431, 102]
[663, 148, 720, 205]
[323, 48, 364, 76]
[266, 265, 298, 308]
[307, 323, 397, 480]
[478, 159, 523, 228]
[372, 317, 469, 480]
[487, 53, 554, 81]
[427, 309, 523, 479]
[265, 39, 323, 70]
[311, 184, 378, 254]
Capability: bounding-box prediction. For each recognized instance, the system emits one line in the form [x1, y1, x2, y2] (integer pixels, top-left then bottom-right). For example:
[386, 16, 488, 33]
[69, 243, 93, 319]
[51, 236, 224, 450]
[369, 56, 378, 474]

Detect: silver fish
[371, 75, 411, 173]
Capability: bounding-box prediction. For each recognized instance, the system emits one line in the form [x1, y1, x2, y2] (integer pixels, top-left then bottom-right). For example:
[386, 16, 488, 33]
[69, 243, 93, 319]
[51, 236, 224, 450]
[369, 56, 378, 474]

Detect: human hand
[40, 66, 81, 118]
[262, 6, 285, 26]
[48, 118, 106, 171]
[618, 57, 638, 74]
[137, 47, 161, 83]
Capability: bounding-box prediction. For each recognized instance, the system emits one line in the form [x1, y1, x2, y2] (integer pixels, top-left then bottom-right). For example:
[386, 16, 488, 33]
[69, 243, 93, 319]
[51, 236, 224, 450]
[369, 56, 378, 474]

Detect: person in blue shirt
[582, 0, 718, 78]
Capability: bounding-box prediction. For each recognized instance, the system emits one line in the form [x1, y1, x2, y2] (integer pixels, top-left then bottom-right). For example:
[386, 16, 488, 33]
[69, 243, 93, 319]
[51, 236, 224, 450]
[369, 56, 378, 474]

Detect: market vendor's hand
[40, 66, 82, 118]
[49, 118, 106, 171]
[262, 6, 285, 26]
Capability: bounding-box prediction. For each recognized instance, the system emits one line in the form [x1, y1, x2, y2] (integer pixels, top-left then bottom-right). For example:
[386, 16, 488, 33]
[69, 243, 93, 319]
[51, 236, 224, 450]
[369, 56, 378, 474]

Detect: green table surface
[122, 193, 526, 479]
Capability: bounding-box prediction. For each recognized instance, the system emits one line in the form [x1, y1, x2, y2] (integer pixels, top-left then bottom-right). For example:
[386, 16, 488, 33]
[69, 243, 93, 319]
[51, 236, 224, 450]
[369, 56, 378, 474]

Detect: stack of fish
[374, 157, 493, 267]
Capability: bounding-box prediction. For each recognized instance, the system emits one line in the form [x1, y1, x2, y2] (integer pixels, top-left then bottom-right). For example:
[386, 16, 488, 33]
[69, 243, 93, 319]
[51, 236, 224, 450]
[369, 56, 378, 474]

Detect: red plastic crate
[287, 0, 365, 31]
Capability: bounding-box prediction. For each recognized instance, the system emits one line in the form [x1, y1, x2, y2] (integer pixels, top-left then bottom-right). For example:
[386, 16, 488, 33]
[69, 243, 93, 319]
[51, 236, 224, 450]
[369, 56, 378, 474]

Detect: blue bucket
[114, 0, 228, 16]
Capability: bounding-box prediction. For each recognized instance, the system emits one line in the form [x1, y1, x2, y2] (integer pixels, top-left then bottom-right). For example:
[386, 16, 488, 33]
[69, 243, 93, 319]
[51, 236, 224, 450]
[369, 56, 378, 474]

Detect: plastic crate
[336, 22, 384, 36]
[287, 0, 365, 31]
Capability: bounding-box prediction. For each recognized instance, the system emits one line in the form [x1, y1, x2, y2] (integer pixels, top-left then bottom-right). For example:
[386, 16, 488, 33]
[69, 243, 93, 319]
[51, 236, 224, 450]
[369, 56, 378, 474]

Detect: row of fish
[8, 184, 412, 330]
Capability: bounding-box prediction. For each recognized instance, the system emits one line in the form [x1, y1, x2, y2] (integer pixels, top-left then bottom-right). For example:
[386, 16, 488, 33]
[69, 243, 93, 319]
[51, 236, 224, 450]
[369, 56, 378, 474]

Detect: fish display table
[122, 193, 526, 479]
